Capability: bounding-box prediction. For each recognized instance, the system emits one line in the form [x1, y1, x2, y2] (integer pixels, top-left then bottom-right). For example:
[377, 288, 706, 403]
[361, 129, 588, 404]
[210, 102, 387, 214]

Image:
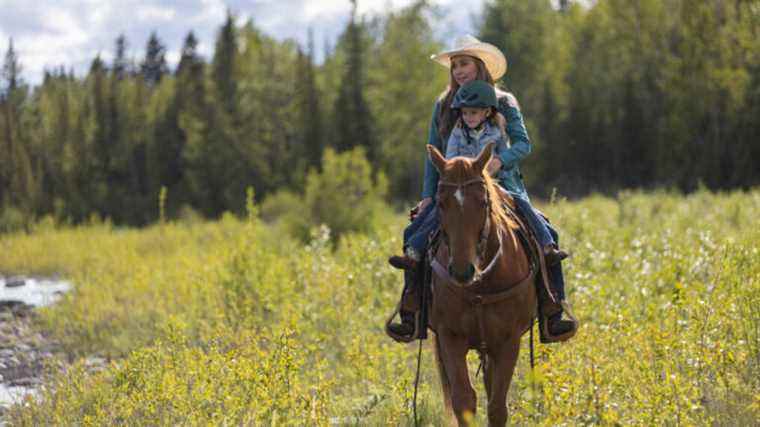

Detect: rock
[12, 305, 33, 318]
[0, 349, 13, 358]
[85, 357, 107, 370]
[10, 377, 41, 387]
[5, 276, 26, 288]
[0, 301, 28, 312]
[0, 311, 12, 321]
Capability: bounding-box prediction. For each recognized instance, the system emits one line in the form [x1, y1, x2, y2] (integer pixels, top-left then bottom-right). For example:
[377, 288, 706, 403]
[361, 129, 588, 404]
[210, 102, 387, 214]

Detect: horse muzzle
[448, 262, 476, 285]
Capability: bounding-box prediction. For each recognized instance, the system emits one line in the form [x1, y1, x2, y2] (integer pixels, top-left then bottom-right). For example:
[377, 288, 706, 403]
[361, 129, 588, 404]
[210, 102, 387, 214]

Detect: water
[0, 276, 71, 416]
[0, 276, 71, 307]
[0, 386, 35, 413]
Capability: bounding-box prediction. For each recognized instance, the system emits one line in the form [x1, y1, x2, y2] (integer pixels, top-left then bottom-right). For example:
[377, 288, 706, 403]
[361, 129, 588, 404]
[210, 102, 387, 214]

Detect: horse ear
[472, 141, 494, 173]
[427, 144, 446, 173]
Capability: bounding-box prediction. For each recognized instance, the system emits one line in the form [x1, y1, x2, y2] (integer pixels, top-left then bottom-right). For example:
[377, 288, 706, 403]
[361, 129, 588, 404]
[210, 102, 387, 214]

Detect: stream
[0, 275, 71, 416]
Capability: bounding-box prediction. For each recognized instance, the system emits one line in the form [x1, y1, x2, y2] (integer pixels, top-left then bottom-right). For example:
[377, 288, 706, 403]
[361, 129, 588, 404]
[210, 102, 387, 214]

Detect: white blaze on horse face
[454, 188, 465, 209]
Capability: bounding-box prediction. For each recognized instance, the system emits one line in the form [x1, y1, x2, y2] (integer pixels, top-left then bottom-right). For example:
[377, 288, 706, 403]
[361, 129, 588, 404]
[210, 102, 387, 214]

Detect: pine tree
[213, 12, 238, 116]
[1, 38, 22, 98]
[296, 29, 324, 175]
[333, 0, 376, 160]
[177, 31, 202, 77]
[113, 35, 129, 80]
[1, 39, 34, 210]
[150, 31, 205, 207]
[140, 32, 168, 87]
[86, 55, 113, 215]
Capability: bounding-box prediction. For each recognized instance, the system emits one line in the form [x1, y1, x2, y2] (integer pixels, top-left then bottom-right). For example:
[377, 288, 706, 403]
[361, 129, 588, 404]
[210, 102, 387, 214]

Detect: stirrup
[538, 300, 579, 343]
[385, 303, 423, 343]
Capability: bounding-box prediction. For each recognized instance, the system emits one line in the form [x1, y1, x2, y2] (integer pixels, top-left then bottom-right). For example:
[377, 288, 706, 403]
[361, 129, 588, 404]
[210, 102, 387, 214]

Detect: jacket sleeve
[493, 131, 509, 160]
[422, 101, 442, 199]
[497, 94, 531, 169]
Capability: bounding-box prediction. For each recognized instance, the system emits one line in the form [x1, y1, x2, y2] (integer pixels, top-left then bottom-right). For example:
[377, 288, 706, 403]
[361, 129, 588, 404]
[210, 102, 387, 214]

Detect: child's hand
[410, 198, 432, 221]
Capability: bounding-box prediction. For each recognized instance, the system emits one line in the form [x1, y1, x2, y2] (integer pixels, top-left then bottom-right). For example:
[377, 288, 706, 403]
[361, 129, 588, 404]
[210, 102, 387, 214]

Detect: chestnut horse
[427, 142, 536, 426]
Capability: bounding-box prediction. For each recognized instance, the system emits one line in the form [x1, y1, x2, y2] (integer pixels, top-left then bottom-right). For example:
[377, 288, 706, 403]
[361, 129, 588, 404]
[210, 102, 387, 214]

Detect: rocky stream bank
[0, 276, 106, 421]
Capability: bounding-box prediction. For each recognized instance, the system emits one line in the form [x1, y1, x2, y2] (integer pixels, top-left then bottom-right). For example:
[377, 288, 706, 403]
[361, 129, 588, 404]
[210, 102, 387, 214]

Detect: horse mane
[483, 173, 518, 231]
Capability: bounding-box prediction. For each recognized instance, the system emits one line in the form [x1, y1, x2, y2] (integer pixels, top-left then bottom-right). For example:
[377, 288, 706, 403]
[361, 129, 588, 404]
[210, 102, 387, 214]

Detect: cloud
[0, 0, 482, 85]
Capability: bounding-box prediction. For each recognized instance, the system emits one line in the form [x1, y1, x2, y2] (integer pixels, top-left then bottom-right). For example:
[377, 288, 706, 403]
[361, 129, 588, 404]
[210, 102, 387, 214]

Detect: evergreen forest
[1, 0, 758, 228]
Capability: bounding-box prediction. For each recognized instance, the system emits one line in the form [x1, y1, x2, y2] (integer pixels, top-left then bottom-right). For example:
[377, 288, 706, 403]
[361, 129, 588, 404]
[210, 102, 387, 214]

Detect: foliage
[304, 147, 390, 241]
[1, 190, 758, 425]
[2, 1, 758, 225]
[479, 0, 760, 194]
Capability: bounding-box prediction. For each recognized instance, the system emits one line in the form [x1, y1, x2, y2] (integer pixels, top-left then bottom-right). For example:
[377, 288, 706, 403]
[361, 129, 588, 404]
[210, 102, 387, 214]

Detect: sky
[0, 0, 484, 86]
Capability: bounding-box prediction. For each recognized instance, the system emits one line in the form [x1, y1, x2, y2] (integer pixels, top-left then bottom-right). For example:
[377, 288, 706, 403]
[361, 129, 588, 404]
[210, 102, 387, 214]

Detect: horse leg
[433, 334, 455, 422]
[438, 332, 477, 426]
[484, 338, 521, 427]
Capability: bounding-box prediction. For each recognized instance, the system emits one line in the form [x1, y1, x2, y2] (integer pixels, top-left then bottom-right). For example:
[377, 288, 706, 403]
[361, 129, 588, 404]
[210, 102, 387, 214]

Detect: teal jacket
[422, 91, 531, 201]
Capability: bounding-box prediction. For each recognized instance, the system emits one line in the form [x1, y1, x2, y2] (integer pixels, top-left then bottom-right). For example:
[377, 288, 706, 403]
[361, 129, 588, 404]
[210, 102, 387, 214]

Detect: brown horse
[427, 142, 536, 426]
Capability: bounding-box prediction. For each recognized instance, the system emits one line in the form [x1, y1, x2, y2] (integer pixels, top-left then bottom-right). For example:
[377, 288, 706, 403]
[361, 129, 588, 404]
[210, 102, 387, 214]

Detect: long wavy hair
[437, 56, 495, 141]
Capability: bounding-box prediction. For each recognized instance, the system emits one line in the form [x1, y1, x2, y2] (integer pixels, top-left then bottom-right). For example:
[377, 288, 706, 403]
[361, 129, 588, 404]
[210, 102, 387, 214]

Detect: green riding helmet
[451, 80, 498, 109]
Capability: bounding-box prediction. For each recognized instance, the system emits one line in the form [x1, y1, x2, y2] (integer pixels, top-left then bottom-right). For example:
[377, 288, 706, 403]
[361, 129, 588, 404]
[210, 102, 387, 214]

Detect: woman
[387, 35, 576, 342]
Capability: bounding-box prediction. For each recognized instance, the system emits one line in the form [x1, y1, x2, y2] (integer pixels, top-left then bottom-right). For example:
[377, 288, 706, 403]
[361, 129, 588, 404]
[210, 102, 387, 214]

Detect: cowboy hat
[430, 35, 507, 80]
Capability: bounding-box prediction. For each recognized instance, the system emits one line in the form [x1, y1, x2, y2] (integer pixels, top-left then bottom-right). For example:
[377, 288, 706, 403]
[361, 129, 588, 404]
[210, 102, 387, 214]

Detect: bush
[304, 147, 389, 240]
[259, 190, 310, 241]
[0, 205, 29, 233]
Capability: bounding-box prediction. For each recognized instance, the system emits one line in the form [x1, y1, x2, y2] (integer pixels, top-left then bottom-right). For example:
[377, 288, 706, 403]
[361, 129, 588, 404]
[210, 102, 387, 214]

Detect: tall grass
[2, 189, 758, 425]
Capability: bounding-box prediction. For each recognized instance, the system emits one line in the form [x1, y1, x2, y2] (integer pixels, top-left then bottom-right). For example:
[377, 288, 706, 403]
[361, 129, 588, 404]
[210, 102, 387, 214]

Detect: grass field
[1, 189, 759, 425]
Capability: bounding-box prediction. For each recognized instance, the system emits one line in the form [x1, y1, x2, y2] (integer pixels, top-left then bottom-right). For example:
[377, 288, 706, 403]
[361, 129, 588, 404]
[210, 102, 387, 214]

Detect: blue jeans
[403, 202, 439, 260]
[512, 197, 554, 248]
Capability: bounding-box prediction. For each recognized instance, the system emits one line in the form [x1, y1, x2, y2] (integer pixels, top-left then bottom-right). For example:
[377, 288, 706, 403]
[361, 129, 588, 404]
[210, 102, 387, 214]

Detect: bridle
[435, 176, 504, 286]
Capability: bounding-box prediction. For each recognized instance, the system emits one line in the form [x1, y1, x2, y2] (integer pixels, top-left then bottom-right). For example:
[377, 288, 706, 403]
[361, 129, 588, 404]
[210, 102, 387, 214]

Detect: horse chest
[430, 298, 477, 333]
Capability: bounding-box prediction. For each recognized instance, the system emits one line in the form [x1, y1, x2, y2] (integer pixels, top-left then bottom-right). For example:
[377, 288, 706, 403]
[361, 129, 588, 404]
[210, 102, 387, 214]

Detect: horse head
[427, 142, 496, 285]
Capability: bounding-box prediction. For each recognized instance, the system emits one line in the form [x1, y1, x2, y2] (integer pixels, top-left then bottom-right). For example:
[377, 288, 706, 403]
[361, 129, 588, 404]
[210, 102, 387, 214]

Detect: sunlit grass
[2, 189, 758, 425]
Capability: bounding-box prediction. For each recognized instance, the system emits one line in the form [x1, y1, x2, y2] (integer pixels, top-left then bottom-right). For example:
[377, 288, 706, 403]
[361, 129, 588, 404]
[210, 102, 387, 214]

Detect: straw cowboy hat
[430, 35, 508, 80]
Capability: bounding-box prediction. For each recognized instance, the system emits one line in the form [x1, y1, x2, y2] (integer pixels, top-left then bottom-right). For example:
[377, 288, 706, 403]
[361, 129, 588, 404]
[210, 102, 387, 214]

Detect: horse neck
[481, 204, 529, 288]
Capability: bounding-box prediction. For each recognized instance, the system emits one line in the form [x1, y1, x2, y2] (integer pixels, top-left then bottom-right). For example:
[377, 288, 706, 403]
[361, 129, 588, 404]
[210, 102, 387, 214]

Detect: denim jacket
[445, 122, 506, 160]
[422, 91, 531, 201]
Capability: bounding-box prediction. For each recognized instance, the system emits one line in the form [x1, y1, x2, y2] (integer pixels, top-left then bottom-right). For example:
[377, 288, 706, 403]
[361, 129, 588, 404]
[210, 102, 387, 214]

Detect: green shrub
[305, 147, 389, 240]
[0, 205, 29, 233]
[260, 190, 311, 241]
